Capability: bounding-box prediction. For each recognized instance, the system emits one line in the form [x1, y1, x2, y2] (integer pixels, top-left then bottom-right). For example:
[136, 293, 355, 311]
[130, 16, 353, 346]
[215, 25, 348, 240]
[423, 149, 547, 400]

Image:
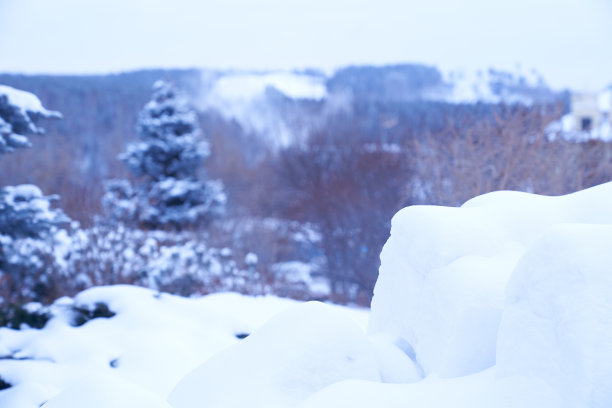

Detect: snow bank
[169, 302, 381, 408]
[497, 224, 612, 407]
[369, 183, 612, 379]
[0, 287, 324, 407]
[41, 377, 172, 408]
[300, 368, 562, 408]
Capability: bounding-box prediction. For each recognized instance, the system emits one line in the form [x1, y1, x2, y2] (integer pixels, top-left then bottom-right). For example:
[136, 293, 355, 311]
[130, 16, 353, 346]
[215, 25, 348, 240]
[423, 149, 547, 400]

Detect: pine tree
[104, 80, 225, 230]
[0, 85, 61, 153]
[0, 85, 68, 304]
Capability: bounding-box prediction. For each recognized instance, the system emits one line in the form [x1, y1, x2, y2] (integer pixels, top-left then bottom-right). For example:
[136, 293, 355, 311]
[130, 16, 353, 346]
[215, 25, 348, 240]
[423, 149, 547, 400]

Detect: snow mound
[169, 302, 381, 408]
[300, 368, 562, 408]
[497, 224, 612, 407]
[369, 183, 612, 379]
[41, 377, 171, 408]
[0, 286, 318, 407]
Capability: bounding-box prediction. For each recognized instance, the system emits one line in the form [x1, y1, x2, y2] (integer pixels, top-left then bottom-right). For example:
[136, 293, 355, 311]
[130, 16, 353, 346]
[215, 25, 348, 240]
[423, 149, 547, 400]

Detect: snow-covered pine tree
[104, 80, 225, 230]
[0, 85, 68, 304]
[0, 85, 62, 153]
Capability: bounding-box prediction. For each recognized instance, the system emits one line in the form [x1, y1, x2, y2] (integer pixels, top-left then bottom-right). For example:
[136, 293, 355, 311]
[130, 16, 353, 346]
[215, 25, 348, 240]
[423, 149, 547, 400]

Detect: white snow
[2, 182, 612, 408]
[299, 368, 563, 408]
[365, 182, 612, 406]
[199, 71, 325, 147]
[497, 224, 612, 406]
[42, 378, 172, 408]
[0, 287, 369, 408]
[169, 302, 380, 408]
[370, 184, 612, 378]
[0, 85, 56, 117]
[210, 72, 326, 102]
[598, 88, 612, 112]
[427, 67, 546, 105]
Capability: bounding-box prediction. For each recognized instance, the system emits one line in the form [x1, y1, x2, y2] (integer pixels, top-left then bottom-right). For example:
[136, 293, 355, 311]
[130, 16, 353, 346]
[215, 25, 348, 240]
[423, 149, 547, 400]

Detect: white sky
[0, 0, 610, 90]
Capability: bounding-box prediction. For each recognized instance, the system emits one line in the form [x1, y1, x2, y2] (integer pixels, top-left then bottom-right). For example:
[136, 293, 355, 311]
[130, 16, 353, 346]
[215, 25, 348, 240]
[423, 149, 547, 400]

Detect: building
[563, 89, 612, 139]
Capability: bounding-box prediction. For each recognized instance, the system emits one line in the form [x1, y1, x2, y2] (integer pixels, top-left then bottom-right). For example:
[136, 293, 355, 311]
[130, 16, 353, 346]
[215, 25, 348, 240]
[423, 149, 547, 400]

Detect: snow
[365, 182, 612, 406]
[168, 302, 380, 408]
[0, 85, 59, 117]
[497, 224, 612, 407]
[0, 287, 369, 407]
[199, 71, 326, 147]
[427, 67, 548, 105]
[299, 368, 562, 408]
[370, 183, 612, 380]
[3, 182, 612, 407]
[598, 88, 612, 112]
[42, 378, 172, 408]
[211, 72, 326, 101]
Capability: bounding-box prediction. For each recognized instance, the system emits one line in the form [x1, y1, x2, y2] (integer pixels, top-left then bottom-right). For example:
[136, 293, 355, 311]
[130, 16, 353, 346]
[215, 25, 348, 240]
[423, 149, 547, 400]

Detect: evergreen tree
[0, 85, 67, 304]
[104, 80, 225, 230]
[0, 85, 61, 153]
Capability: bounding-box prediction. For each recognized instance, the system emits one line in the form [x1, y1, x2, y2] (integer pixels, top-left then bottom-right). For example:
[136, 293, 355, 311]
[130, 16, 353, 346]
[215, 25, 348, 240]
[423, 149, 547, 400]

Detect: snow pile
[169, 302, 385, 408]
[497, 224, 612, 406]
[0, 287, 360, 407]
[364, 182, 612, 405]
[300, 368, 562, 408]
[41, 378, 172, 408]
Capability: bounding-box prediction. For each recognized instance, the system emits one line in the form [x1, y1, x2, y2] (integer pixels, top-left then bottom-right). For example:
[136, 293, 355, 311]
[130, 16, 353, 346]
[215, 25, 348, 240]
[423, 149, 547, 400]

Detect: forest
[0, 66, 609, 314]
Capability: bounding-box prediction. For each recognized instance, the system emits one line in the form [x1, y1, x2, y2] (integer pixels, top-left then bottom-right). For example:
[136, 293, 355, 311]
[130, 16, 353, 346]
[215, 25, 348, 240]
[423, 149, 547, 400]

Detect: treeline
[1, 69, 608, 306]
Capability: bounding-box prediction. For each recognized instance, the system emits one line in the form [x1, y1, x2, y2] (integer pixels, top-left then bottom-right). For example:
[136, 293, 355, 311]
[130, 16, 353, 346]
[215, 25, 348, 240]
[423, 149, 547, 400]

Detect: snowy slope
[199, 71, 326, 146]
[196, 65, 560, 146]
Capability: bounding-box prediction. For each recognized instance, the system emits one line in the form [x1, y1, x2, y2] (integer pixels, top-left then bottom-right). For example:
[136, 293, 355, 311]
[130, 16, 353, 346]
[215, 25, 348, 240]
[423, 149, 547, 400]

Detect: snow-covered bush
[208, 217, 329, 299]
[104, 80, 225, 230]
[0, 185, 71, 305]
[62, 224, 260, 297]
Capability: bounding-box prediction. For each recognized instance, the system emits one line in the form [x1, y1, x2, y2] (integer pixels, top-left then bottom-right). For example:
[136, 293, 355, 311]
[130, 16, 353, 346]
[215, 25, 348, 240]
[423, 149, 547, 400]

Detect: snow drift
[169, 302, 382, 408]
[367, 182, 612, 406]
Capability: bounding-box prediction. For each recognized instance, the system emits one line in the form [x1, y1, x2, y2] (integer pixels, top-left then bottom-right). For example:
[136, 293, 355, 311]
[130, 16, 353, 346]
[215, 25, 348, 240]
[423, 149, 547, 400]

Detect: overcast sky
[0, 0, 610, 90]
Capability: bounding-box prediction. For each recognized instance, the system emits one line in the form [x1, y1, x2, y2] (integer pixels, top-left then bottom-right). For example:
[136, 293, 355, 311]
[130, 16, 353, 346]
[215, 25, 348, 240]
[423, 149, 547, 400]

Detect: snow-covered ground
[0, 288, 368, 407]
[2, 182, 612, 407]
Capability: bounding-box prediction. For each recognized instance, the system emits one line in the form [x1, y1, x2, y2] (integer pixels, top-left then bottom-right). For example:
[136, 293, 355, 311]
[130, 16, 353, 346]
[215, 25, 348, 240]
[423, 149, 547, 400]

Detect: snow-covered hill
[197, 65, 562, 146]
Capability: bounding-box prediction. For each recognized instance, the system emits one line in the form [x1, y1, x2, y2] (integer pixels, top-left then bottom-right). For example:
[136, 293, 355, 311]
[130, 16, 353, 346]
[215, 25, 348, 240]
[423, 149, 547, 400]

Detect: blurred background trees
[0, 67, 609, 307]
